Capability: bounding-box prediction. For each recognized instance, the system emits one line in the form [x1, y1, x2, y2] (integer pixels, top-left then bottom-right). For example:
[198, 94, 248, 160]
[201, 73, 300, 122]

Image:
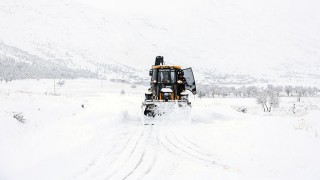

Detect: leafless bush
[13, 112, 25, 123]
[120, 89, 126, 95]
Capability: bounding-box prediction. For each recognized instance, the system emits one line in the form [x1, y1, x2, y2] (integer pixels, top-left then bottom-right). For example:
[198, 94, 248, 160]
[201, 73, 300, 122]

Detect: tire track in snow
[107, 125, 159, 180]
[158, 127, 228, 168]
[105, 127, 146, 179]
[74, 127, 141, 180]
[154, 129, 180, 178]
[122, 152, 145, 180]
[164, 135, 216, 164]
[121, 125, 160, 180]
[171, 131, 222, 161]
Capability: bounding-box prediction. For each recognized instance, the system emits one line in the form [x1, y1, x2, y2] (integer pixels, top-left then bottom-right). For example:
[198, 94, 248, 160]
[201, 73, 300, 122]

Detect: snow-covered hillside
[0, 42, 97, 79]
[1, 79, 320, 180]
[1, 0, 320, 84]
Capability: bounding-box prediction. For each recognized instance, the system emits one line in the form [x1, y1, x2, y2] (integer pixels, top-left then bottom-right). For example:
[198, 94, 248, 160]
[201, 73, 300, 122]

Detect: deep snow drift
[1, 79, 320, 180]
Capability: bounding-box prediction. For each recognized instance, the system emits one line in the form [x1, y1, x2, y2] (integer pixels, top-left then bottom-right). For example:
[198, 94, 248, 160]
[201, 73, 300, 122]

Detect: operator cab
[147, 56, 196, 101]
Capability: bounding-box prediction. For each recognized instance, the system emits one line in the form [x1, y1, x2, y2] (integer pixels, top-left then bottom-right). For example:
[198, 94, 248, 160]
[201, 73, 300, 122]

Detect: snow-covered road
[1, 79, 320, 180]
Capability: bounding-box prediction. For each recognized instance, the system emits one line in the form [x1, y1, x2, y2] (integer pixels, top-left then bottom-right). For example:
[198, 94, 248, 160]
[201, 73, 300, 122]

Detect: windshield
[158, 69, 176, 84]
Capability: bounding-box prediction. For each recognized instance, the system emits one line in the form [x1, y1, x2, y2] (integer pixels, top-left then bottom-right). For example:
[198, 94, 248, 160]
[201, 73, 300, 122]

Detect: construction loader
[142, 56, 197, 118]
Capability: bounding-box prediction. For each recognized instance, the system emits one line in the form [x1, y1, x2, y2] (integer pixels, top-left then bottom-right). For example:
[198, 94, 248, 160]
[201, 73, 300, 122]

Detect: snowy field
[1, 79, 320, 180]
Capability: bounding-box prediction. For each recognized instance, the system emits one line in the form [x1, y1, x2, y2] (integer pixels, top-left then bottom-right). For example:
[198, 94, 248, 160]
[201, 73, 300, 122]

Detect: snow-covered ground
[1, 79, 320, 180]
[1, 0, 320, 179]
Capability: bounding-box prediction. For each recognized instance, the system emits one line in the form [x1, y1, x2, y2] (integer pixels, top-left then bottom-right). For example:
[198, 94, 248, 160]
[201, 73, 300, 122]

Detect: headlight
[153, 80, 157, 83]
[177, 80, 182, 84]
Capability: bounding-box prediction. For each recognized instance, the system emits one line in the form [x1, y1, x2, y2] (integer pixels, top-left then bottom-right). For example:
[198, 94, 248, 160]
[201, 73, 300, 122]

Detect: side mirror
[149, 69, 153, 76]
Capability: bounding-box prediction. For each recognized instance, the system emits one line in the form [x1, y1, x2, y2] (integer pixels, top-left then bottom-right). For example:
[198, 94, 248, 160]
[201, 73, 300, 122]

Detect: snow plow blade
[142, 100, 191, 117]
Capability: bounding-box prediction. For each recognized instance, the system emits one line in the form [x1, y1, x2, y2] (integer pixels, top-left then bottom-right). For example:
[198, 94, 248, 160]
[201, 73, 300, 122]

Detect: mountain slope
[0, 42, 96, 80]
[1, 0, 320, 84]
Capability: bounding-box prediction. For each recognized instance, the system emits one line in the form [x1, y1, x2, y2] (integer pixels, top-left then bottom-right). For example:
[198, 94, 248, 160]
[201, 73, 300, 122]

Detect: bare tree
[220, 87, 230, 98]
[313, 87, 319, 95]
[274, 86, 283, 96]
[256, 90, 279, 112]
[210, 85, 218, 98]
[197, 84, 209, 98]
[267, 92, 280, 112]
[246, 86, 258, 97]
[57, 80, 65, 87]
[198, 91, 206, 99]
[234, 88, 242, 97]
[295, 86, 306, 102]
[256, 91, 268, 112]
[239, 86, 248, 97]
[285, 86, 293, 96]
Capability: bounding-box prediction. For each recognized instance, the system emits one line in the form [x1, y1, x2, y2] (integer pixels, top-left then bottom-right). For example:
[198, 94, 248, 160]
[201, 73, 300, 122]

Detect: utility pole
[100, 77, 103, 88]
[53, 78, 56, 95]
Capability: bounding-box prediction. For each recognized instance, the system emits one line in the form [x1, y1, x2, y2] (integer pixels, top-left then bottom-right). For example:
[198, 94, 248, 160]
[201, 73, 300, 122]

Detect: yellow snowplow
[142, 56, 197, 118]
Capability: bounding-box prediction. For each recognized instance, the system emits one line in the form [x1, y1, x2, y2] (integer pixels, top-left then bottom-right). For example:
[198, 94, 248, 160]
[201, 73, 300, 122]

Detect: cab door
[183, 68, 197, 95]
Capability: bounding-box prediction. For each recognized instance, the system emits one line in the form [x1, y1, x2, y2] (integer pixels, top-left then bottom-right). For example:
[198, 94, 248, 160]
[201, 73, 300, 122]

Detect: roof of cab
[152, 65, 181, 69]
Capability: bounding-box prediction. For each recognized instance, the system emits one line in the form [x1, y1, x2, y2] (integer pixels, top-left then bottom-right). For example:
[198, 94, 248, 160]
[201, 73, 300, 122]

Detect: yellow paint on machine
[152, 65, 181, 69]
